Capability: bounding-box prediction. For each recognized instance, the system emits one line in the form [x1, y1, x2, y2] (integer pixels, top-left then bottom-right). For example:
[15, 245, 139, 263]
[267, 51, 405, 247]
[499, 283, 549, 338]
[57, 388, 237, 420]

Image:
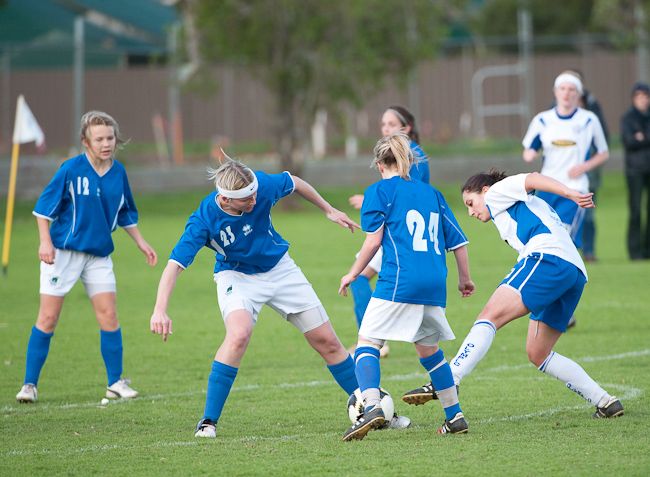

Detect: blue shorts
[499, 253, 586, 332]
[536, 192, 585, 248]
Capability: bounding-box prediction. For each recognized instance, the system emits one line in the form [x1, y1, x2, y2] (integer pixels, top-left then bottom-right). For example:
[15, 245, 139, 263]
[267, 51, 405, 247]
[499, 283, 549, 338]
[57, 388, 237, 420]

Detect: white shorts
[359, 297, 455, 346]
[214, 253, 326, 330]
[356, 247, 383, 273]
[40, 249, 116, 297]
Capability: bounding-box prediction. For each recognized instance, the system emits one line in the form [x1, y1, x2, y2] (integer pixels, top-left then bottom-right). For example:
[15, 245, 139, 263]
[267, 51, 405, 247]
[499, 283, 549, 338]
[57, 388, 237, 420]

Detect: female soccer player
[347, 106, 430, 357]
[16, 111, 158, 403]
[338, 131, 475, 441]
[149, 156, 362, 438]
[522, 71, 609, 248]
[447, 169, 622, 419]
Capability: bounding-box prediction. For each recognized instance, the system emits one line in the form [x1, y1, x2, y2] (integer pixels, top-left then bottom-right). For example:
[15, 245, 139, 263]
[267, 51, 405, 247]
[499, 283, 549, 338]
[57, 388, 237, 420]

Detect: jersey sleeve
[589, 113, 609, 153]
[360, 182, 390, 234]
[485, 174, 530, 218]
[117, 169, 138, 228]
[33, 163, 69, 220]
[169, 215, 211, 269]
[438, 193, 468, 251]
[522, 114, 544, 150]
[266, 171, 295, 204]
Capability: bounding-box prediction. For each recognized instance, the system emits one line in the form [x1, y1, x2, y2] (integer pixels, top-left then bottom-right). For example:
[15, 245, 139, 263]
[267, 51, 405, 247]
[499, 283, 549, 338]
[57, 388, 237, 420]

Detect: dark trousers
[626, 171, 650, 259]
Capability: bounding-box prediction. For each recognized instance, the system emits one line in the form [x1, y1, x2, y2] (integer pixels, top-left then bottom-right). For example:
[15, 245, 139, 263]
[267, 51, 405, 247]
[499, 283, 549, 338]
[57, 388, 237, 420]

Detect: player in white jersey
[347, 105, 430, 358]
[338, 131, 475, 441]
[149, 156, 366, 438]
[522, 71, 609, 248]
[16, 111, 158, 404]
[451, 169, 622, 421]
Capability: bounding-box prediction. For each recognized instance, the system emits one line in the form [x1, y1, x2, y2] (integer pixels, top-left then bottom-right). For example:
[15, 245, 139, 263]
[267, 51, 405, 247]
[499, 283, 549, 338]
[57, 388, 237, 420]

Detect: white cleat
[16, 384, 37, 403]
[195, 418, 217, 437]
[389, 414, 411, 429]
[106, 378, 139, 399]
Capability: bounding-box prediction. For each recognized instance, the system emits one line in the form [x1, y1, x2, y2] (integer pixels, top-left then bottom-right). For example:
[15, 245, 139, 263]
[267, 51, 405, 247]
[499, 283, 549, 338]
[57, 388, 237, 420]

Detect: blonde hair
[371, 129, 415, 180]
[207, 154, 256, 191]
[80, 111, 126, 148]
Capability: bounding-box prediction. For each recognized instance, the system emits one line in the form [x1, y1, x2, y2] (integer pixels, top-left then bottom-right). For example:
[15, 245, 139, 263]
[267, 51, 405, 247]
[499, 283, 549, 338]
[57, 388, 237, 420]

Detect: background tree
[178, 0, 461, 176]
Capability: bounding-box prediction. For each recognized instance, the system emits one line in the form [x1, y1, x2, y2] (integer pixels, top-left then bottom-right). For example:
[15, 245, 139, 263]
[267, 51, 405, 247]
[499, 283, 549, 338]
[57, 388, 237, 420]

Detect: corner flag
[3, 95, 46, 276]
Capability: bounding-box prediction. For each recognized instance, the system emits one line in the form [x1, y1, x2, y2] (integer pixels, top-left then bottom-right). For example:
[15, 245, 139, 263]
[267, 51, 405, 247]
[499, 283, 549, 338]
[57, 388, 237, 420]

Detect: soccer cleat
[592, 396, 624, 419]
[343, 407, 386, 441]
[379, 343, 390, 358]
[437, 412, 468, 434]
[567, 315, 577, 329]
[388, 413, 411, 429]
[402, 383, 459, 406]
[106, 378, 139, 399]
[16, 384, 37, 403]
[195, 418, 217, 437]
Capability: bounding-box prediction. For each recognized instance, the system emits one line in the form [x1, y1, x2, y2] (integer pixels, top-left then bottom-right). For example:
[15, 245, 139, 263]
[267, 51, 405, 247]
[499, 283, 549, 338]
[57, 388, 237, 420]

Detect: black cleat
[437, 412, 468, 434]
[343, 407, 386, 441]
[592, 396, 624, 419]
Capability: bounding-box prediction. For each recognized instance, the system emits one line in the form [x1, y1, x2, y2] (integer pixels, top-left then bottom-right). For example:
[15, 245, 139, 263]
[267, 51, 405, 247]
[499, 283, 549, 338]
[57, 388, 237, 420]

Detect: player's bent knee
[358, 337, 383, 350]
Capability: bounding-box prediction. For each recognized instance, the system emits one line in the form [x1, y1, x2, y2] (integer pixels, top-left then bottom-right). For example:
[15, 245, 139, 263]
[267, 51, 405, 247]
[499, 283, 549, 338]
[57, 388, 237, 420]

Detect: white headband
[554, 74, 583, 94]
[218, 174, 258, 199]
[386, 108, 408, 126]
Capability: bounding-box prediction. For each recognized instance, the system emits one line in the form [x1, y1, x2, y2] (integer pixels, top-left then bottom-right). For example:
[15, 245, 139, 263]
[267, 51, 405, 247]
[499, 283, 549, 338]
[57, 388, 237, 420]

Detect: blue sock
[24, 326, 54, 386]
[421, 349, 461, 420]
[354, 346, 381, 392]
[326, 354, 358, 395]
[203, 361, 238, 424]
[350, 276, 372, 328]
[101, 328, 123, 387]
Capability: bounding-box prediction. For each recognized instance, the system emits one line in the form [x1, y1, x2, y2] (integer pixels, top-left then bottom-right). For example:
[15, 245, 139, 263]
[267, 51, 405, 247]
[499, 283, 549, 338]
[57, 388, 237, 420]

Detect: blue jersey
[485, 174, 587, 279]
[409, 141, 430, 184]
[170, 171, 295, 274]
[361, 176, 468, 306]
[32, 154, 138, 257]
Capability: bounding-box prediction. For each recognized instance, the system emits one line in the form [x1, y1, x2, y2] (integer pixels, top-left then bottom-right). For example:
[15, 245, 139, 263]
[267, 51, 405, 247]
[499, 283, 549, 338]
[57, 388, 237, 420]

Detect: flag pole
[2, 141, 20, 277]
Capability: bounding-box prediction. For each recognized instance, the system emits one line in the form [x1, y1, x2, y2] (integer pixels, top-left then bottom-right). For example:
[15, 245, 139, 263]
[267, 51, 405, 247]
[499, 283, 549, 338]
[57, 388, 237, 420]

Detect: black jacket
[621, 105, 650, 173]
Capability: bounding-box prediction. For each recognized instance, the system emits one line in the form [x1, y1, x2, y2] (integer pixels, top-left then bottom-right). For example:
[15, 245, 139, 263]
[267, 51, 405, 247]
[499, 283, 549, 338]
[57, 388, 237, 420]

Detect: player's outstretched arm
[339, 230, 382, 297]
[291, 175, 360, 232]
[150, 262, 183, 341]
[124, 226, 158, 266]
[524, 172, 595, 209]
[452, 245, 475, 298]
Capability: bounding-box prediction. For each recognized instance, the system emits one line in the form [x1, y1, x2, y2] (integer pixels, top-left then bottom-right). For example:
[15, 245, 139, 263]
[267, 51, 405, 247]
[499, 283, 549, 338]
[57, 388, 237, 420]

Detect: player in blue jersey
[522, 71, 609, 248]
[149, 156, 363, 438]
[338, 131, 475, 441]
[347, 105, 430, 358]
[16, 111, 158, 404]
[446, 169, 621, 420]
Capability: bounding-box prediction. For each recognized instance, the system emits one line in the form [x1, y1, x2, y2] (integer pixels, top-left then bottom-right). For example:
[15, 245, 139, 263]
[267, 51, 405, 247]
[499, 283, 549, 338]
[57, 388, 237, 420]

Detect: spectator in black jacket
[621, 81, 650, 260]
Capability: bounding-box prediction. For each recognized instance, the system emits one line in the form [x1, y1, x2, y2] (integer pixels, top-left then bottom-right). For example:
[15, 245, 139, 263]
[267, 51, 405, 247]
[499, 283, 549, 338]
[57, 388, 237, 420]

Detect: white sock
[539, 351, 609, 406]
[450, 320, 497, 385]
[361, 388, 381, 411]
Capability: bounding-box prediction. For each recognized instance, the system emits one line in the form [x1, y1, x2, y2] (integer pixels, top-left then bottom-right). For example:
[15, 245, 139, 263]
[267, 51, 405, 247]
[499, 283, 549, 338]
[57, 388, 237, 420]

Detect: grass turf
[1, 172, 648, 476]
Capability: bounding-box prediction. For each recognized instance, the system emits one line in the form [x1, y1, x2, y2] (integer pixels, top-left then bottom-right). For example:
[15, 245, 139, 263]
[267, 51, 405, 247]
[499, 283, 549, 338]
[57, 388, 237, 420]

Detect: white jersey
[522, 108, 608, 193]
[485, 174, 587, 280]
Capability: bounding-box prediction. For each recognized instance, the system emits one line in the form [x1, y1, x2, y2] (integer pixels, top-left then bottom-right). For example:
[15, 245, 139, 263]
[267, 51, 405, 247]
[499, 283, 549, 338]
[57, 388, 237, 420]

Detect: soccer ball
[347, 387, 394, 424]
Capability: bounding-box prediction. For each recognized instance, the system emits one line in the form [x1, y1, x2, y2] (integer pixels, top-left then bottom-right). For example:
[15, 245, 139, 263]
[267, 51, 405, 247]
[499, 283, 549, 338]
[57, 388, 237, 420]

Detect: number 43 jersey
[33, 154, 138, 257]
[361, 176, 468, 307]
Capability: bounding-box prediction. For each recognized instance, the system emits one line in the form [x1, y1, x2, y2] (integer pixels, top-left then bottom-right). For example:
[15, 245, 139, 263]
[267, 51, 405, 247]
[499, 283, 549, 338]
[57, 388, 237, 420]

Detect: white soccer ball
[347, 387, 394, 424]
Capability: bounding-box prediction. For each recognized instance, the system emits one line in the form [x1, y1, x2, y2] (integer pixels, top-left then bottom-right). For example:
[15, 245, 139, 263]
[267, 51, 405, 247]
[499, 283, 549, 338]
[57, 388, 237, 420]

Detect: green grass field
[1, 172, 648, 476]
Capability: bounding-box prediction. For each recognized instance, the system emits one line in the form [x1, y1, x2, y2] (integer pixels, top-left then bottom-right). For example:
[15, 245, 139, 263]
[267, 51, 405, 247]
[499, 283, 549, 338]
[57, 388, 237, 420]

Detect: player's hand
[327, 209, 361, 233]
[38, 241, 56, 264]
[339, 273, 358, 297]
[567, 163, 588, 179]
[150, 310, 173, 341]
[348, 194, 364, 209]
[523, 149, 538, 163]
[139, 241, 158, 266]
[568, 190, 595, 209]
[459, 279, 476, 298]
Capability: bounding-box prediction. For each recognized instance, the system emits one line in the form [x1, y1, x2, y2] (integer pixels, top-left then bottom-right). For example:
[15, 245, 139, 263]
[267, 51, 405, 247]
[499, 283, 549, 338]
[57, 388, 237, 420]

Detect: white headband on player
[554, 74, 583, 94]
[386, 108, 408, 126]
[218, 174, 258, 199]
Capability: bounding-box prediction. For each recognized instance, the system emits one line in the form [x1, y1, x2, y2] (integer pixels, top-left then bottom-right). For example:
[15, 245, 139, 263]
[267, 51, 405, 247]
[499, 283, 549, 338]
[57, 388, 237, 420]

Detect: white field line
[1, 381, 641, 458]
[2, 348, 647, 416]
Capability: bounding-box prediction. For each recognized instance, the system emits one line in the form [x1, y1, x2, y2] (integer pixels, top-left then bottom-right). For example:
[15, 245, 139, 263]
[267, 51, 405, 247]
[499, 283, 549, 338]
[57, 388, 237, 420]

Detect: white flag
[12, 95, 45, 147]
